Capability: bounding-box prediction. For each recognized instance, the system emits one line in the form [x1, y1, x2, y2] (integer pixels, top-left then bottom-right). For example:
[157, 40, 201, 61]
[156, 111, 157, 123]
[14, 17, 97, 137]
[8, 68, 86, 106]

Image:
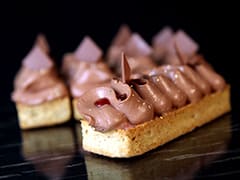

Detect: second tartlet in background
[11, 35, 71, 129]
[62, 36, 114, 120]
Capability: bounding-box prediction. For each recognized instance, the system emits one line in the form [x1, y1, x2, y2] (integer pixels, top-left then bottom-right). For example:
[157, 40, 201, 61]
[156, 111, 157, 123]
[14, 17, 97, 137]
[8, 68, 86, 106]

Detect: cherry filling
[94, 98, 111, 107]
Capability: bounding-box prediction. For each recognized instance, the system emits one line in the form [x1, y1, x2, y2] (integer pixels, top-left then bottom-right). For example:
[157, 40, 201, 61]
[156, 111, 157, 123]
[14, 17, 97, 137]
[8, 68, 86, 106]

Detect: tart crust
[16, 97, 71, 130]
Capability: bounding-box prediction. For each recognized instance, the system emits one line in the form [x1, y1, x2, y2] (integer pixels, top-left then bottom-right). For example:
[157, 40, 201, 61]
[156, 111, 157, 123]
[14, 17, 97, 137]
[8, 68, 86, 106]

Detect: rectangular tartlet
[80, 85, 230, 158]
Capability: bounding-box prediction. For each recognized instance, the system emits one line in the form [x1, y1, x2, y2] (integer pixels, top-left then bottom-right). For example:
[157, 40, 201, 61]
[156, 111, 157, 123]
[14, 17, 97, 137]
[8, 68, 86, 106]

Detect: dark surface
[1, 1, 239, 179]
[1, 109, 240, 179]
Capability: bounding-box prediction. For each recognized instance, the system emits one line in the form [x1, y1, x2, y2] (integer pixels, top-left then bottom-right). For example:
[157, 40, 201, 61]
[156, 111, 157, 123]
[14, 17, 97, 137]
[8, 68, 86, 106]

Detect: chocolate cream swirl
[12, 45, 68, 105]
[77, 52, 226, 132]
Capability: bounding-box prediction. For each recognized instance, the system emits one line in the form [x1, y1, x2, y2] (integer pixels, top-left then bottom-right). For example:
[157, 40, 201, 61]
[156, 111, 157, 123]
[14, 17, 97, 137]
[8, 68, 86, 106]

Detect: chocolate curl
[121, 52, 131, 83]
[174, 40, 186, 65]
[35, 33, 50, 53]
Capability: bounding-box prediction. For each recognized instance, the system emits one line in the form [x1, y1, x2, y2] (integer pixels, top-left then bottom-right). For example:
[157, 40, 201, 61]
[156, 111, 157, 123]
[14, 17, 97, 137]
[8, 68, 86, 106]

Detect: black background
[0, 0, 237, 113]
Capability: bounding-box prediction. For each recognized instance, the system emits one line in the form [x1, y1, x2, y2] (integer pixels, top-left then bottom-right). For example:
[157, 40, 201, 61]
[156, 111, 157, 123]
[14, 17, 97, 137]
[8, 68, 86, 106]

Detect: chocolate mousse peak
[112, 24, 132, 46]
[124, 33, 152, 57]
[74, 36, 103, 62]
[23, 45, 53, 71]
[35, 33, 50, 53]
[121, 52, 131, 83]
[152, 26, 174, 47]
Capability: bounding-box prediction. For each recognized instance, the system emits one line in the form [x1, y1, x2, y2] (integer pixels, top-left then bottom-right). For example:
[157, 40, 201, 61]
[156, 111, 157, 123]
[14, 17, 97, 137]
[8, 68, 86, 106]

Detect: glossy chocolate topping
[14, 66, 55, 90]
[159, 66, 203, 103]
[111, 78, 154, 124]
[77, 77, 155, 131]
[77, 87, 128, 132]
[77, 55, 155, 130]
[196, 64, 226, 91]
[130, 78, 172, 114]
[77, 51, 227, 132]
[12, 75, 68, 105]
[151, 74, 187, 108]
[178, 65, 212, 95]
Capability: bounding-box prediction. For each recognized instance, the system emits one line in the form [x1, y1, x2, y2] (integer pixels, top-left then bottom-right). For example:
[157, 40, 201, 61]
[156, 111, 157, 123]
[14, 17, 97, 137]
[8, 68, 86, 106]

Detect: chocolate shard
[23, 45, 53, 70]
[74, 36, 103, 62]
[111, 24, 132, 46]
[152, 26, 174, 47]
[173, 30, 199, 56]
[35, 33, 50, 53]
[124, 33, 153, 57]
[121, 52, 131, 83]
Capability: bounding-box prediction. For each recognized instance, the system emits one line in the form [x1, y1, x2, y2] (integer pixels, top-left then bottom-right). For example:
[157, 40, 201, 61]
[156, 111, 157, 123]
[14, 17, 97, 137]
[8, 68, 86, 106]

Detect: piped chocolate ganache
[12, 35, 68, 105]
[77, 28, 226, 133]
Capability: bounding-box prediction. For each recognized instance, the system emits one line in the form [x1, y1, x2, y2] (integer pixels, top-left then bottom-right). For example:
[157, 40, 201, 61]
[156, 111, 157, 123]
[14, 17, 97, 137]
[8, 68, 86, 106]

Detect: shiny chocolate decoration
[111, 24, 132, 46]
[124, 33, 152, 57]
[131, 78, 172, 114]
[106, 24, 132, 69]
[77, 87, 128, 132]
[121, 52, 131, 83]
[76, 29, 227, 132]
[74, 36, 103, 62]
[178, 65, 212, 95]
[151, 74, 187, 108]
[111, 79, 154, 124]
[152, 26, 174, 47]
[196, 64, 226, 91]
[23, 46, 53, 71]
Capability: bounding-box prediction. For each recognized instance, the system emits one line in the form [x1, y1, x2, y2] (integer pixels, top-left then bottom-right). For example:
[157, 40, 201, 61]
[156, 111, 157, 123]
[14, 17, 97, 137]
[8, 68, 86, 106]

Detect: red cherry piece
[94, 98, 111, 107]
